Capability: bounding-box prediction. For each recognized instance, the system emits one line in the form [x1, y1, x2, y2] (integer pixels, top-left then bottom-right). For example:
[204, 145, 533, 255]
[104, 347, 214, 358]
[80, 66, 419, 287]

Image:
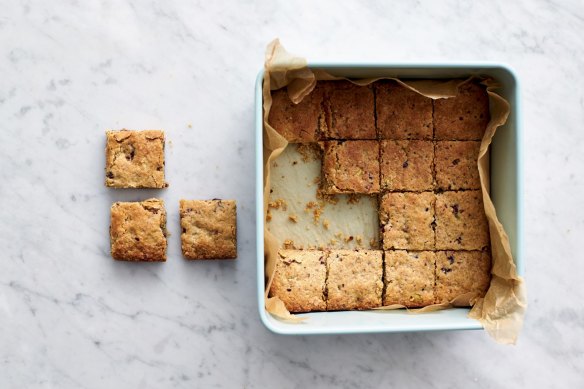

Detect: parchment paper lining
[261, 40, 526, 344]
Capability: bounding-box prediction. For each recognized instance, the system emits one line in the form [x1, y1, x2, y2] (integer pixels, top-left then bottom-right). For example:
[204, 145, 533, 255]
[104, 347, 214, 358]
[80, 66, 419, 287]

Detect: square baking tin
[255, 63, 522, 335]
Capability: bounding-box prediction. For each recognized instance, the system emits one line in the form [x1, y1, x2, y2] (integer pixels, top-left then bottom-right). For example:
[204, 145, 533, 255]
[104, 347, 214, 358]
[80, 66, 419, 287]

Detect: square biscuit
[323, 81, 376, 139]
[384, 250, 436, 308]
[268, 85, 324, 143]
[322, 140, 380, 194]
[434, 82, 490, 141]
[105, 130, 167, 188]
[435, 141, 481, 190]
[380, 192, 435, 251]
[110, 198, 167, 261]
[375, 81, 433, 140]
[180, 199, 237, 259]
[326, 250, 383, 310]
[268, 250, 327, 313]
[435, 191, 489, 250]
[435, 250, 491, 304]
[380, 140, 434, 191]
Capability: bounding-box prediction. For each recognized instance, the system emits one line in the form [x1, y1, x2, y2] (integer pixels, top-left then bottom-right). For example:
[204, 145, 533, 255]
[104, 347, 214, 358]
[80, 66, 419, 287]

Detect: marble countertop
[1, 1, 583, 387]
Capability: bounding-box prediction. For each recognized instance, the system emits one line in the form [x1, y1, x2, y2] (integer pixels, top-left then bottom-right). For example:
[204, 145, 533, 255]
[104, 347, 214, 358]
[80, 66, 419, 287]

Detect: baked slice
[105, 129, 167, 188]
[379, 192, 435, 250]
[322, 81, 376, 139]
[110, 198, 167, 261]
[384, 250, 436, 307]
[434, 81, 490, 141]
[435, 141, 481, 190]
[322, 140, 380, 194]
[375, 80, 433, 140]
[380, 140, 434, 191]
[180, 199, 237, 259]
[268, 250, 326, 312]
[435, 191, 489, 250]
[435, 250, 491, 304]
[326, 249, 383, 310]
[268, 85, 324, 143]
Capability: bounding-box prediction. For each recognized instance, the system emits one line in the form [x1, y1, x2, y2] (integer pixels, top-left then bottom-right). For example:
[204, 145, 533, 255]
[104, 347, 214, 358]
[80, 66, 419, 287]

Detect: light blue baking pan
[255, 63, 523, 335]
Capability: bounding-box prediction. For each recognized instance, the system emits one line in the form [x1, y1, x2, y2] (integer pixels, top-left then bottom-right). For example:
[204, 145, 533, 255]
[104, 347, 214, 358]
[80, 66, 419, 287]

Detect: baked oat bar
[326, 249, 383, 310]
[110, 198, 167, 261]
[268, 250, 326, 312]
[435, 190, 489, 250]
[268, 85, 325, 143]
[380, 140, 434, 191]
[375, 80, 433, 140]
[379, 192, 435, 251]
[322, 81, 376, 140]
[435, 250, 491, 304]
[434, 81, 490, 141]
[105, 129, 167, 188]
[322, 140, 380, 194]
[384, 250, 436, 308]
[180, 199, 237, 259]
[435, 141, 481, 190]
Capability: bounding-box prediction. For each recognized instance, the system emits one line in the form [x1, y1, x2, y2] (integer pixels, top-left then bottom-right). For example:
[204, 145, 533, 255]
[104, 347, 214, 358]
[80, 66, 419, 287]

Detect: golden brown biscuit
[434, 82, 490, 141]
[379, 192, 435, 251]
[375, 80, 433, 140]
[435, 141, 481, 190]
[435, 250, 491, 304]
[384, 250, 436, 307]
[380, 140, 434, 191]
[322, 140, 380, 194]
[105, 130, 167, 188]
[268, 85, 325, 143]
[435, 191, 489, 250]
[110, 199, 167, 261]
[269, 250, 326, 312]
[323, 81, 376, 139]
[180, 199, 237, 259]
[326, 250, 383, 311]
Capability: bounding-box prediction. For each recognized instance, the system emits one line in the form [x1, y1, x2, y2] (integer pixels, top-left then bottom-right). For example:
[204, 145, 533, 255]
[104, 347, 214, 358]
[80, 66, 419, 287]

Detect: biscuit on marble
[110, 198, 167, 261]
[180, 199, 237, 259]
[105, 129, 167, 188]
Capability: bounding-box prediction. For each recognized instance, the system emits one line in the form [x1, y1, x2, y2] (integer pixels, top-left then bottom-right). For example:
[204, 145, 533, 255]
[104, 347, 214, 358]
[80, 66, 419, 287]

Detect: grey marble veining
[1, 0, 583, 387]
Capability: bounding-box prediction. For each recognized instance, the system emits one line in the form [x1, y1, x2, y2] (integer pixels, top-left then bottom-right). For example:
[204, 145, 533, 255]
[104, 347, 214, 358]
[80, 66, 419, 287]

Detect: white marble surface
[1, 0, 583, 387]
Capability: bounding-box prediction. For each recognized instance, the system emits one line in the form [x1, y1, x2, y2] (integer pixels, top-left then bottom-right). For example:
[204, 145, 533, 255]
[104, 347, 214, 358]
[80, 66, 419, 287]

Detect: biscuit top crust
[323, 81, 376, 140]
[110, 198, 167, 261]
[434, 82, 490, 141]
[268, 85, 324, 143]
[105, 129, 166, 188]
[322, 140, 380, 194]
[268, 250, 327, 312]
[180, 199, 237, 259]
[375, 81, 433, 140]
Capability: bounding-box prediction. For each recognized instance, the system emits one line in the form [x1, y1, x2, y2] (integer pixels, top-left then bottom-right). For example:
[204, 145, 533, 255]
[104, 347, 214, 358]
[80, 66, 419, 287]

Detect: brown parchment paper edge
[261, 39, 526, 343]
